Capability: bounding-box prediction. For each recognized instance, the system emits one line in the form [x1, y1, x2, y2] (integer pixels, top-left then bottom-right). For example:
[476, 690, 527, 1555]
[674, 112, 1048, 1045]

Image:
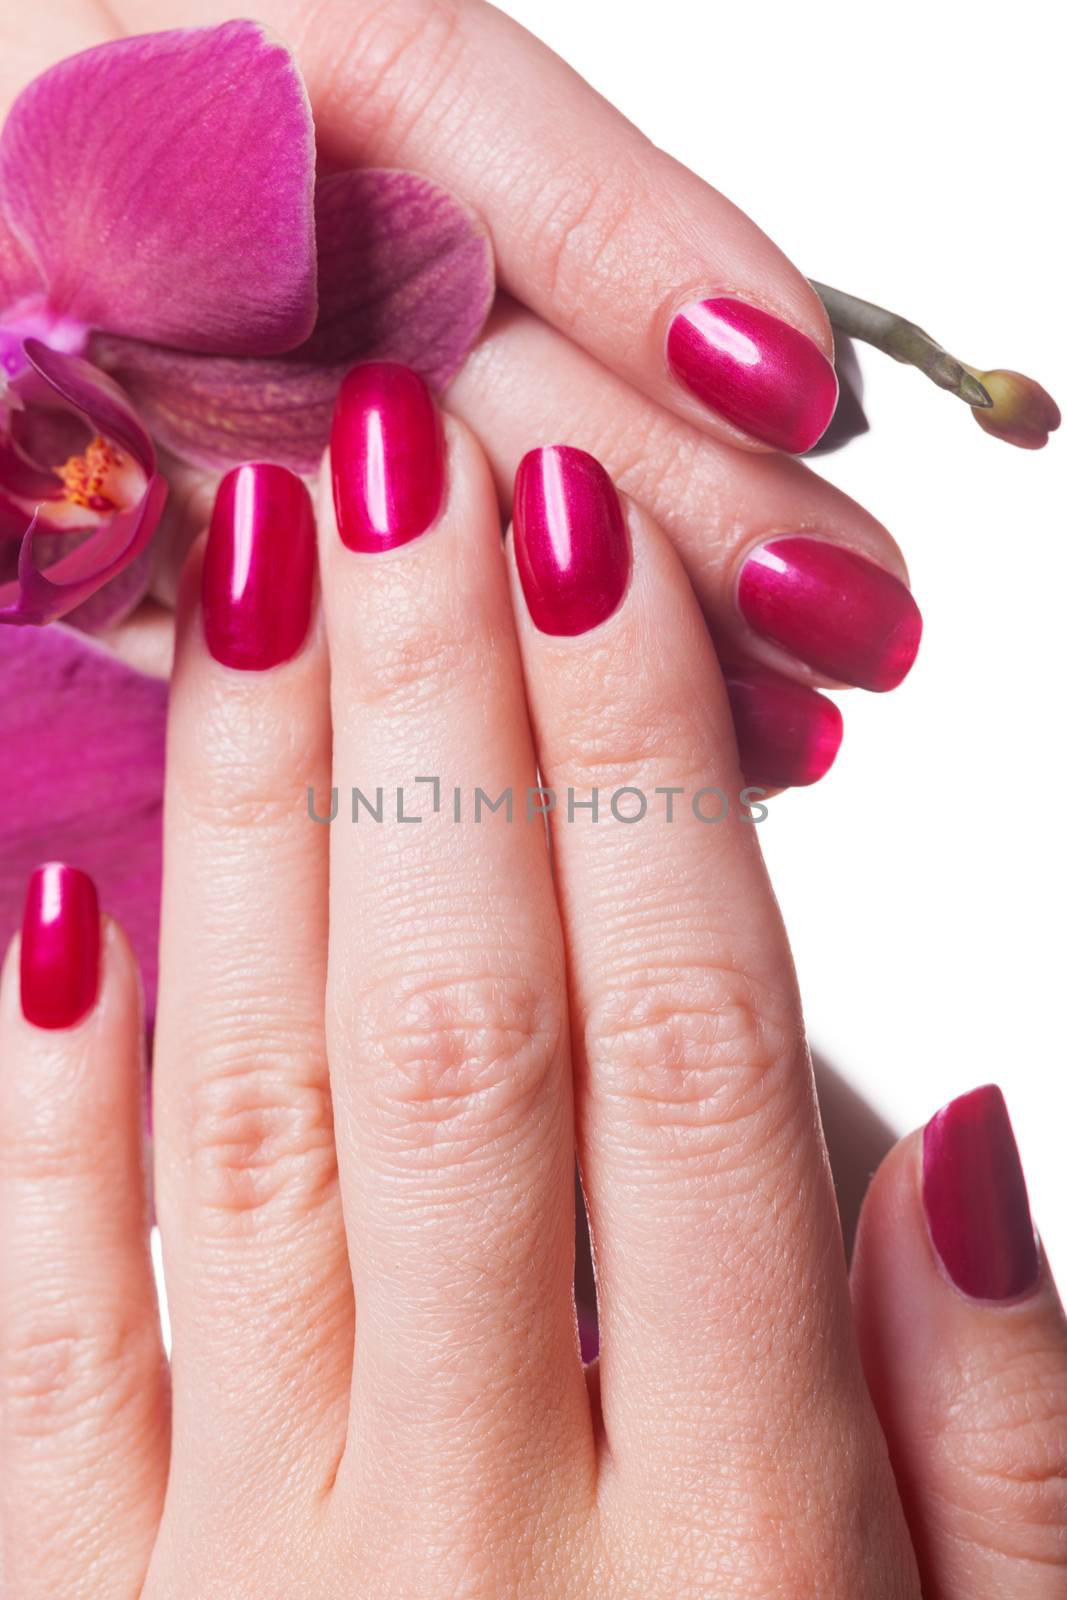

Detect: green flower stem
[811, 282, 992, 408]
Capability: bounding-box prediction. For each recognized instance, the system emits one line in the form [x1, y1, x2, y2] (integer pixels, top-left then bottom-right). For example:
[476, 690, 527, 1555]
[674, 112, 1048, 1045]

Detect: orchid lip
[0, 342, 166, 625]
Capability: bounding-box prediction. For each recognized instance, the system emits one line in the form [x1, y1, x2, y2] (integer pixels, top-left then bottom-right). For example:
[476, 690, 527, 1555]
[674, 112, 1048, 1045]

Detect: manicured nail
[330, 361, 444, 553]
[725, 671, 843, 789]
[203, 463, 315, 670]
[20, 863, 100, 1030]
[667, 297, 838, 453]
[513, 446, 630, 636]
[923, 1085, 1039, 1301]
[737, 537, 922, 692]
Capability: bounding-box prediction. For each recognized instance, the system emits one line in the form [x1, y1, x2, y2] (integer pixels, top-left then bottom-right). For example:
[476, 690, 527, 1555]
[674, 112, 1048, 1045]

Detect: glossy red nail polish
[330, 362, 444, 552]
[737, 537, 922, 692]
[923, 1085, 1039, 1301]
[20, 863, 100, 1030]
[203, 463, 315, 671]
[725, 671, 843, 789]
[667, 297, 838, 453]
[513, 446, 630, 636]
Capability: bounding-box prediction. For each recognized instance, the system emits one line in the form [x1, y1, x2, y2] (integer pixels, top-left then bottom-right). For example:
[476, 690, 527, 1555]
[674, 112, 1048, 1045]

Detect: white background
[494, 0, 1066, 1272]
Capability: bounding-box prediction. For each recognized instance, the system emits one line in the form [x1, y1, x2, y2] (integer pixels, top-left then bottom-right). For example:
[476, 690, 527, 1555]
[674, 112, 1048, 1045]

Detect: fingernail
[330, 361, 444, 553]
[737, 536, 922, 692]
[20, 863, 100, 1030]
[725, 671, 843, 789]
[513, 446, 630, 636]
[923, 1085, 1040, 1301]
[203, 463, 316, 670]
[667, 297, 838, 453]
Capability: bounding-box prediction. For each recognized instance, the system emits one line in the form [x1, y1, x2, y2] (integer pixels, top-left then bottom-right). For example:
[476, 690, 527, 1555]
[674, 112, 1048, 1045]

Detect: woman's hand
[1, 378, 1063, 1596]
[5, 0, 922, 789]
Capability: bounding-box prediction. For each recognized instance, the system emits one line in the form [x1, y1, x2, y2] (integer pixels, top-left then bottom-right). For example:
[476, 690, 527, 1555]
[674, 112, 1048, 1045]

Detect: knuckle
[586, 962, 804, 1155]
[314, 0, 466, 150]
[0, 1111, 111, 1188]
[541, 711, 707, 800]
[356, 966, 562, 1151]
[0, 1309, 159, 1442]
[180, 1040, 336, 1223]
[176, 703, 322, 838]
[352, 602, 484, 711]
[180, 779, 304, 839]
[525, 159, 648, 325]
[943, 1344, 1067, 1565]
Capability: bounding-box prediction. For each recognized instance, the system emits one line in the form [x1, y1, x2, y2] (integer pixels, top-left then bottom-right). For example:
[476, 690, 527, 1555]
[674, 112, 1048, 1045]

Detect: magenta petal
[0, 22, 316, 356]
[89, 340, 337, 475]
[0, 213, 41, 311]
[1, 489, 42, 538]
[0, 624, 164, 1026]
[95, 169, 494, 473]
[59, 540, 156, 634]
[0, 434, 63, 501]
[301, 169, 494, 377]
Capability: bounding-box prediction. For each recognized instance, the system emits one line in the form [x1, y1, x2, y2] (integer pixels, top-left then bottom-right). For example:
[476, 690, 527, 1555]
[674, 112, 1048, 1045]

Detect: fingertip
[318, 367, 498, 577]
[0, 876, 144, 1062]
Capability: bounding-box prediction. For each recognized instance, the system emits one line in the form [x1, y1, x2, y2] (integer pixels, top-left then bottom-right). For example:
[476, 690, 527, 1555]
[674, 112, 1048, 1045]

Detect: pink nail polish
[667, 297, 838, 453]
[923, 1085, 1039, 1301]
[737, 537, 922, 692]
[330, 362, 444, 552]
[513, 446, 630, 636]
[725, 671, 843, 789]
[203, 463, 316, 671]
[20, 863, 100, 1030]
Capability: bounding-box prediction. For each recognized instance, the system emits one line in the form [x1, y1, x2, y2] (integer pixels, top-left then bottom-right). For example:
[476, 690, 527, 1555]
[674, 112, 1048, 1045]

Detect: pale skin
[0, 421, 1066, 1595]
[1, 4, 1066, 1596]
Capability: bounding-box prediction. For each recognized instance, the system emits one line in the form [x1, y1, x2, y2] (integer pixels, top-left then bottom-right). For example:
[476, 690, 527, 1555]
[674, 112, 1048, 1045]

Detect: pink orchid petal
[95, 169, 494, 473]
[0, 21, 317, 356]
[63, 541, 156, 633]
[0, 215, 41, 311]
[1, 490, 34, 538]
[0, 624, 164, 1026]
[301, 169, 494, 374]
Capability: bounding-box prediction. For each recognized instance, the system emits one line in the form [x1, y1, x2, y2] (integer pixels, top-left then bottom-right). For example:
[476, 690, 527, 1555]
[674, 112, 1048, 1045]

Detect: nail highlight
[667, 297, 838, 453]
[330, 361, 444, 553]
[203, 463, 316, 670]
[923, 1085, 1040, 1301]
[513, 446, 630, 636]
[725, 671, 843, 789]
[737, 536, 922, 692]
[20, 863, 100, 1030]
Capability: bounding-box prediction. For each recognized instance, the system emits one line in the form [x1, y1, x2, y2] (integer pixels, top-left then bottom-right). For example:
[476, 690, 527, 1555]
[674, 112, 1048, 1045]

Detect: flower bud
[969, 368, 1061, 449]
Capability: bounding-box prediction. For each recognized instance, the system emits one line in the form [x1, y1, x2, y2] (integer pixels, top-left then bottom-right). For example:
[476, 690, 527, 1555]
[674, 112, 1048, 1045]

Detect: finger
[0, 1, 116, 115]
[317, 366, 591, 1566]
[451, 300, 921, 703]
[0, 867, 167, 1599]
[112, 0, 837, 454]
[152, 465, 351, 1495]
[853, 1085, 1067, 1597]
[506, 448, 916, 1588]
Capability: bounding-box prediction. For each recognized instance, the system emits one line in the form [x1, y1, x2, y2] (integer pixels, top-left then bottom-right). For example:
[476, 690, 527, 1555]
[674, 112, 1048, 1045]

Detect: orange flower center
[55, 434, 133, 512]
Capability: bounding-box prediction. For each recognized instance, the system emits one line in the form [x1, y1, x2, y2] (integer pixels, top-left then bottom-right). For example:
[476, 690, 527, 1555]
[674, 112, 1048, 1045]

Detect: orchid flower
[0, 20, 494, 1019]
[0, 20, 494, 629]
